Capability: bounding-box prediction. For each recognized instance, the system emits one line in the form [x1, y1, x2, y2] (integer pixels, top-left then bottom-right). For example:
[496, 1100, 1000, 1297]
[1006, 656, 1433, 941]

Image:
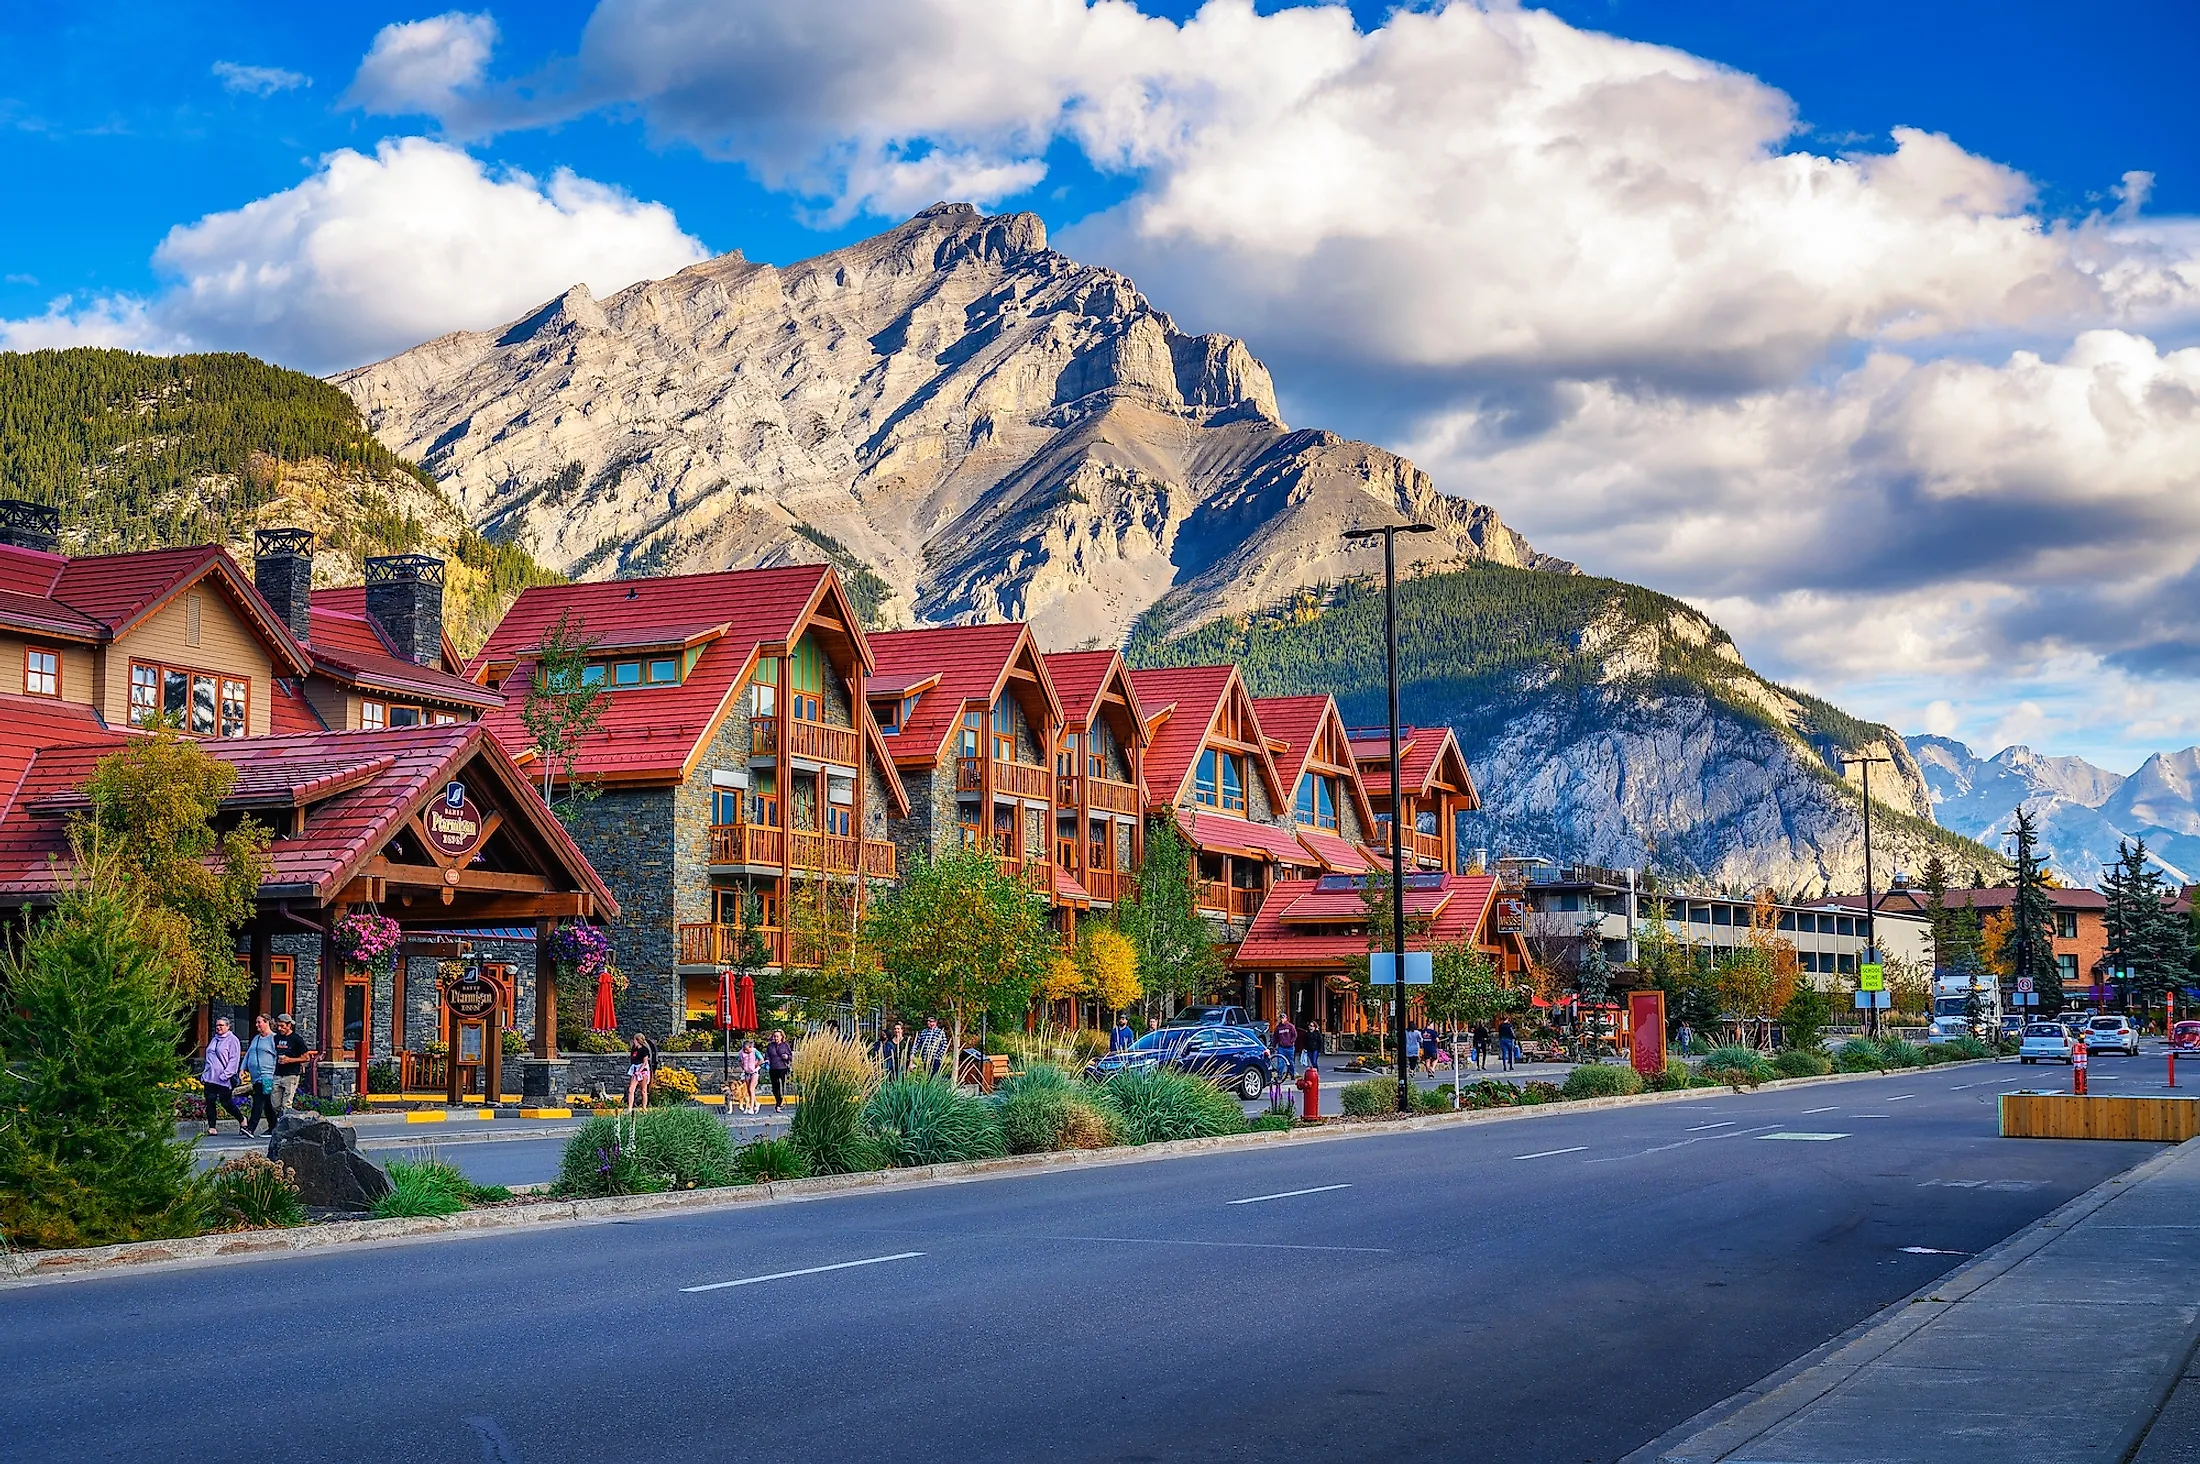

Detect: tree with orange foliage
[1720, 890, 1800, 1049]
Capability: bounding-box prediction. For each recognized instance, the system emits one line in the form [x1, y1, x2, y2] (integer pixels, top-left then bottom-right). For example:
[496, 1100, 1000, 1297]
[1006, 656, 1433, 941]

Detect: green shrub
[0, 863, 207, 1249]
[1778, 985, 1831, 1059]
[1093, 1068, 1248, 1142]
[1701, 1046, 1776, 1090]
[1415, 1086, 1454, 1113]
[1875, 1039, 1924, 1069]
[1249, 1112, 1295, 1133]
[1459, 1079, 1523, 1109]
[1561, 1063, 1645, 1099]
[373, 1158, 473, 1218]
[863, 1077, 1007, 1167]
[1517, 1080, 1566, 1105]
[554, 1107, 742, 1196]
[1834, 1038, 1885, 1073]
[1646, 1060, 1696, 1092]
[1772, 1049, 1833, 1079]
[1929, 1036, 1994, 1062]
[554, 1116, 653, 1197]
[788, 1034, 886, 1175]
[205, 1153, 306, 1229]
[1340, 1076, 1406, 1117]
[733, 1137, 809, 1183]
[364, 1061, 402, 1092]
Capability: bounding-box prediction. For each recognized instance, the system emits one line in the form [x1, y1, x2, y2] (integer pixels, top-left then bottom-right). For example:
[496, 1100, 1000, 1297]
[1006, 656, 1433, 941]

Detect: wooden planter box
[2000, 1092, 2200, 1141]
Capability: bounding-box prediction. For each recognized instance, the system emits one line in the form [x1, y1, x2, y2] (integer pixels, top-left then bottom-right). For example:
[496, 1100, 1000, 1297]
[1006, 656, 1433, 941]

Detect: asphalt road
[17, 1066, 2163, 1463]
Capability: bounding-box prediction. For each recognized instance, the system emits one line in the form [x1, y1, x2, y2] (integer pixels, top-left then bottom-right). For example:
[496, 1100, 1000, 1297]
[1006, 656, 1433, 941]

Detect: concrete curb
[9, 1059, 2002, 1288]
[1620, 1134, 2200, 1464]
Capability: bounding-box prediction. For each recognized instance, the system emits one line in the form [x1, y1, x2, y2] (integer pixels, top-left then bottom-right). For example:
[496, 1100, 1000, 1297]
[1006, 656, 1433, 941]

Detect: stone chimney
[364, 554, 445, 666]
[253, 528, 316, 645]
[0, 500, 61, 553]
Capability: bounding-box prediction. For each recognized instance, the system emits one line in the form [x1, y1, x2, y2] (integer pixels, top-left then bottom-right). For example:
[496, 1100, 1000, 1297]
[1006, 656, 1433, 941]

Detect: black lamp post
[1343, 520, 1436, 1112]
[1841, 754, 1891, 1039]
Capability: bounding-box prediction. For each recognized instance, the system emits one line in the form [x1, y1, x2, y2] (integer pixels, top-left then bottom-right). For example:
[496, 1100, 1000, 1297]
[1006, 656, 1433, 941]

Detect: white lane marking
[1921, 1178, 2046, 1191]
[1760, 1132, 1849, 1141]
[1687, 1121, 1739, 1131]
[1514, 1146, 1588, 1161]
[681, 1251, 924, 1293]
[1900, 1246, 1973, 1255]
[1802, 1106, 1838, 1114]
[1228, 1183, 1352, 1206]
[1062, 1235, 1393, 1253]
[1886, 1095, 1915, 1103]
[1850, 1114, 1893, 1119]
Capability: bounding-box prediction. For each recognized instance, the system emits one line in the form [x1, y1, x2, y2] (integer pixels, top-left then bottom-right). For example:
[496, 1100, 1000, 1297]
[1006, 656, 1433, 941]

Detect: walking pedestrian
[1111, 1015, 1134, 1053]
[200, 1017, 245, 1135]
[764, 1029, 794, 1107]
[912, 1016, 949, 1078]
[271, 1015, 309, 1117]
[239, 1016, 280, 1137]
[737, 1037, 762, 1115]
[873, 1021, 907, 1078]
[1677, 1021, 1694, 1057]
[1497, 1016, 1519, 1071]
[625, 1031, 658, 1112]
[1303, 1022, 1324, 1073]
[1273, 1015, 1298, 1078]
[1471, 1022, 1491, 1070]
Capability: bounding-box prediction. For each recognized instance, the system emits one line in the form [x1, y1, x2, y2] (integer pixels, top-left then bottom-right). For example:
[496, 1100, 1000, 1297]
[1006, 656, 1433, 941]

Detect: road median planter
[2000, 1091, 2200, 1140]
[5, 1059, 1998, 1286]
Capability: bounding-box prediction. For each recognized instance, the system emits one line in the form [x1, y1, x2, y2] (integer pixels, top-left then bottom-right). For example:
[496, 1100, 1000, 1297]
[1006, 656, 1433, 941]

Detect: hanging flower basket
[552, 922, 613, 978]
[332, 911, 403, 971]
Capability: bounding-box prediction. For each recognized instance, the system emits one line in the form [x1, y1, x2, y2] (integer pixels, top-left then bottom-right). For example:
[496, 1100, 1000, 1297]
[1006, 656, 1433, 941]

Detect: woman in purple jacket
[200, 1017, 246, 1136]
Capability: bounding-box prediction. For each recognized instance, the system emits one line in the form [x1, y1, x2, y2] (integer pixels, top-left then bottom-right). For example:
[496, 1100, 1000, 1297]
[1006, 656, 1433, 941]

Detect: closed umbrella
[737, 973, 758, 1031]
[716, 971, 737, 1031]
[591, 967, 617, 1032]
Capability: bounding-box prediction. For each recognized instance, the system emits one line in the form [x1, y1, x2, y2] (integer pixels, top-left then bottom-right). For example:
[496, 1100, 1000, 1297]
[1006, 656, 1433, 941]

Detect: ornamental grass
[863, 1076, 1007, 1167]
[788, 1031, 886, 1175]
[1560, 1062, 1645, 1099]
[1700, 1046, 1776, 1090]
[1090, 1067, 1247, 1143]
[205, 1153, 306, 1229]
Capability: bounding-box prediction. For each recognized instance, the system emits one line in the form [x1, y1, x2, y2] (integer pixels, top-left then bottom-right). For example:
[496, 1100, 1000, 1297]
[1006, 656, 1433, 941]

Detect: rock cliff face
[335, 204, 1563, 643]
[1135, 564, 2001, 895]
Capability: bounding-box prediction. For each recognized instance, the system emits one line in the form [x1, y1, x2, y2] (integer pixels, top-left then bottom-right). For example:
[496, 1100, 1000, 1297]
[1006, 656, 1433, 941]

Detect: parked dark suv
[1085, 1025, 1272, 1098]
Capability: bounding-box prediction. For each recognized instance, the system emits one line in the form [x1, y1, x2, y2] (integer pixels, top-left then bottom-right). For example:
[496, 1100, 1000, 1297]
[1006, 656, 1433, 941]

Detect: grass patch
[204, 1153, 306, 1229]
[863, 1076, 1008, 1167]
[1561, 1063, 1645, 1099]
[1091, 1067, 1248, 1143]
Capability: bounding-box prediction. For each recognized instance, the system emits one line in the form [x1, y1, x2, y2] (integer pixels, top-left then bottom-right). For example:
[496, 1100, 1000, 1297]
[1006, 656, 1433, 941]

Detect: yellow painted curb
[517, 1108, 571, 1119]
[403, 1110, 447, 1124]
[469, 1109, 494, 1120]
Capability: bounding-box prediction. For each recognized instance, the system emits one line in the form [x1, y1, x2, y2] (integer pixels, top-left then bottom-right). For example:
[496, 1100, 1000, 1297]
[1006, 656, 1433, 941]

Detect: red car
[2172, 1021, 2200, 1051]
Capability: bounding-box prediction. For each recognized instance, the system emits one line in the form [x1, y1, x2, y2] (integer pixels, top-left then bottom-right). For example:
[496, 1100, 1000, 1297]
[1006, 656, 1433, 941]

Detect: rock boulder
[267, 1115, 389, 1212]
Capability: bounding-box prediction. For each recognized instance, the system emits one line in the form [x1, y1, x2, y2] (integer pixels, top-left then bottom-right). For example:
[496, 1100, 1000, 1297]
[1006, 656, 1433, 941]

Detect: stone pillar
[534, 917, 557, 1059]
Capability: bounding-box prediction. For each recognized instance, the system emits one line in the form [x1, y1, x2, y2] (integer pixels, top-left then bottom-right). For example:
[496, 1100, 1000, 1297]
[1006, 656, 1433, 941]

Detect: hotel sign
[425, 780, 486, 860]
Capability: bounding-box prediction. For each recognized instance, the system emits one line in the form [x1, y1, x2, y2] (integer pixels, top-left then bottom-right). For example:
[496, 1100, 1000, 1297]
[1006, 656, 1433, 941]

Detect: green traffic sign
[1859, 963, 1885, 992]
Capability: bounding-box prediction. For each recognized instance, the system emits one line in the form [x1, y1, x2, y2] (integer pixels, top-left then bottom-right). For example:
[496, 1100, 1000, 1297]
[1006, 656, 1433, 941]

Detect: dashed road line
[1686, 1121, 1738, 1132]
[1513, 1146, 1588, 1161]
[1228, 1183, 1352, 1206]
[682, 1251, 925, 1293]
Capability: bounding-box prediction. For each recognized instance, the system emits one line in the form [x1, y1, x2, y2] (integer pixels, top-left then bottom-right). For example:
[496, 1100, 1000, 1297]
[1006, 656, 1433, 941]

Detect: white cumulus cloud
[346, 12, 498, 120]
[0, 138, 708, 374]
[212, 61, 311, 96]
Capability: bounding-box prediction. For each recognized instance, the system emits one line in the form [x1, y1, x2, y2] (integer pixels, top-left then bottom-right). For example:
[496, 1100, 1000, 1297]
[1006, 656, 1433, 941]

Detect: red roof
[1351, 724, 1473, 805]
[0, 544, 310, 674]
[268, 679, 325, 735]
[1130, 665, 1233, 804]
[1177, 808, 1317, 867]
[466, 566, 842, 784]
[1296, 828, 1381, 874]
[1827, 887, 2109, 914]
[0, 586, 104, 641]
[868, 624, 1057, 765]
[0, 723, 616, 914]
[1236, 873, 1500, 969]
[1254, 696, 1332, 792]
[302, 598, 502, 711]
[0, 694, 119, 821]
[1052, 865, 1093, 907]
[1044, 650, 1133, 730]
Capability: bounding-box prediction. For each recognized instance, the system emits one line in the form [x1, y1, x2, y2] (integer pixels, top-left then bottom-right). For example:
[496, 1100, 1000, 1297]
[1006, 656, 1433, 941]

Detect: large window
[128, 659, 247, 737]
[1195, 749, 1247, 812]
[23, 646, 57, 697]
[1295, 775, 1337, 830]
[360, 699, 461, 730]
[789, 635, 825, 722]
[992, 693, 1017, 762]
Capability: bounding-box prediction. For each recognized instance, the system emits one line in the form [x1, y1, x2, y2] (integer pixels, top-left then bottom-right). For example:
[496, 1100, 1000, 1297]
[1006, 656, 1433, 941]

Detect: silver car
[2019, 1022, 2075, 1064]
[2085, 1015, 2140, 1056]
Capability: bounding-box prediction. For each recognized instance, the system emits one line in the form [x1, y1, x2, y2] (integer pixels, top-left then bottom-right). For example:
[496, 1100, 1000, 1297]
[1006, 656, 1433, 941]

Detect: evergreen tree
[0, 854, 206, 1248]
[1119, 817, 1223, 1015]
[2005, 808, 2063, 1012]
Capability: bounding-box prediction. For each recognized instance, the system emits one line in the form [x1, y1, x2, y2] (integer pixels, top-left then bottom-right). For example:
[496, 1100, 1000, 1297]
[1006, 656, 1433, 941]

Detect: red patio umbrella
[737, 973, 758, 1031]
[590, 966, 618, 1032]
[716, 971, 737, 1031]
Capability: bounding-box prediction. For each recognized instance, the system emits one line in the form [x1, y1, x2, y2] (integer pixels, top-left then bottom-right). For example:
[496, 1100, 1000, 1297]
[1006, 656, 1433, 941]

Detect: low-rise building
[1826, 885, 2112, 1002]
[1044, 649, 1150, 911]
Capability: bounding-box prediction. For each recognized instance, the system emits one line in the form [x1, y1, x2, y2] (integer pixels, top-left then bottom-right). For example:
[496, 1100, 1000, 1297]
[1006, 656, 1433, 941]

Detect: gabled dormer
[1348, 723, 1477, 874]
[1045, 648, 1150, 908]
[1254, 694, 1380, 874]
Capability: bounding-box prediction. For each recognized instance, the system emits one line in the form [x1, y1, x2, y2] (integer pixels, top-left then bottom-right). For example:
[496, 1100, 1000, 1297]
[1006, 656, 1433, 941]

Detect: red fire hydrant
[1296, 1064, 1320, 1121]
[2073, 1038, 2088, 1096]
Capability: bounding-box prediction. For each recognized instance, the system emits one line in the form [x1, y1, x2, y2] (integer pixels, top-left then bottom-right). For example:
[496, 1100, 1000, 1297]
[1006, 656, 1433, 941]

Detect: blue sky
[2, 1, 2196, 771]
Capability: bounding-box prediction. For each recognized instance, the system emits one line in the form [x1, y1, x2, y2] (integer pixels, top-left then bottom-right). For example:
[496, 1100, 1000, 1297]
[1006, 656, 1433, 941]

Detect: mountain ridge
[1909, 733, 2200, 885]
[333, 203, 1569, 645]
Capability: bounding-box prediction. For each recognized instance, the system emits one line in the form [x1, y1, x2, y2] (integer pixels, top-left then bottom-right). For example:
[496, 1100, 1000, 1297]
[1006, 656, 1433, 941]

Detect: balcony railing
[711, 823, 895, 878]
[956, 755, 1052, 801]
[1084, 868, 1128, 905]
[677, 922, 785, 967]
[750, 715, 859, 768]
[1196, 880, 1262, 922]
[710, 823, 784, 867]
[1058, 772, 1141, 815]
[1407, 828, 1449, 866]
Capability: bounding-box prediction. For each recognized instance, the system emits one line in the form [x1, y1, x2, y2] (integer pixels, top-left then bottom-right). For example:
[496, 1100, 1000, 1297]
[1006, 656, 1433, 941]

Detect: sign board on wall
[1496, 898, 1526, 934]
[424, 780, 486, 860]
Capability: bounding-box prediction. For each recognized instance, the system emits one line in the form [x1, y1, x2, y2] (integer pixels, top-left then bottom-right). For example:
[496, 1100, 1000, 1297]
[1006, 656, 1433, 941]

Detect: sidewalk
[1631, 1135, 2200, 1464]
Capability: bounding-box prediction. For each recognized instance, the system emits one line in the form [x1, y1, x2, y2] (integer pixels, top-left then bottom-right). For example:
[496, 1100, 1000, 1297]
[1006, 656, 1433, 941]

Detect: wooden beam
[363, 857, 553, 894]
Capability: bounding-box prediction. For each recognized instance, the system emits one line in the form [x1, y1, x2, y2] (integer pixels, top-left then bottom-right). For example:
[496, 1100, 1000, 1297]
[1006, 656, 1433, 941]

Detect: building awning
[1178, 809, 1317, 866]
[1053, 865, 1093, 908]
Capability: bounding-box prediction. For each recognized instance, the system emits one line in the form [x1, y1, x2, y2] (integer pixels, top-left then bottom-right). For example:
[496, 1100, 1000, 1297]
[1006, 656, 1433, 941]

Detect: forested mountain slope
[1132, 565, 2006, 893]
[0, 349, 558, 654]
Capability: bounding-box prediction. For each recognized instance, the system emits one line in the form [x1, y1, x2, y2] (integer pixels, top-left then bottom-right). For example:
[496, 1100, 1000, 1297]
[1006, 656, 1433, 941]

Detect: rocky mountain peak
[335, 205, 1558, 643]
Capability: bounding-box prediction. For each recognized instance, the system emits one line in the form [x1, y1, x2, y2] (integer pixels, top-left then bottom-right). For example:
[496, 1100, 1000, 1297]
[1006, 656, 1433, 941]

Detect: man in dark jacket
[1272, 1017, 1298, 1078]
[764, 1030, 794, 1107]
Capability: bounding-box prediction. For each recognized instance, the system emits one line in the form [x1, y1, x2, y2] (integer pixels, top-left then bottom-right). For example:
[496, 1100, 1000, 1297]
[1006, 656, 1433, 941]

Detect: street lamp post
[1841, 754, 1891, 1040]
[1343, 520, 1436, 1112]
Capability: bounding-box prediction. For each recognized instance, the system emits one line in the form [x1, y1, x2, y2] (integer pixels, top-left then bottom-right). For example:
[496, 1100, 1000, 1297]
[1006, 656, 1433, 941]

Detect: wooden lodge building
[0, 502, 614, 1097]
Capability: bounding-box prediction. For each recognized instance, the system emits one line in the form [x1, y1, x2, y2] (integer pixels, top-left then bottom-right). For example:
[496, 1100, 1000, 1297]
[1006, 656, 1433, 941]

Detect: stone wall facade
[562, 783, 678, 1034]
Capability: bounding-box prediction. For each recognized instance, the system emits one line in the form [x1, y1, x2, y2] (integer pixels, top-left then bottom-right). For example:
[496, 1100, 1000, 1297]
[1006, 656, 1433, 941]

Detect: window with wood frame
[788, 634, 825, 722]
[991, 692, 1017, 763]
[127, 659, 247, 737]
[1295, 774, 1338, 830]
[1195, 748, 1246, 812]
[23, 646, 57, 697]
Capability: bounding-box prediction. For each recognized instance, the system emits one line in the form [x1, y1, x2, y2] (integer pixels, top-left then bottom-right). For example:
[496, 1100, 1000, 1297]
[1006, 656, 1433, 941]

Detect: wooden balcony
[1083, 867, 1129, 905]
[1196, 880, 1263, 922]
[957, 755, 1052, 801]
[1058, 772, 1140, 815]
[712, 823, 895, 877]
[1408, 828, 1449, 866]
[676, 922, 785, 968]
[710, 822, 784, 867]
[750, 715, 859, 768]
